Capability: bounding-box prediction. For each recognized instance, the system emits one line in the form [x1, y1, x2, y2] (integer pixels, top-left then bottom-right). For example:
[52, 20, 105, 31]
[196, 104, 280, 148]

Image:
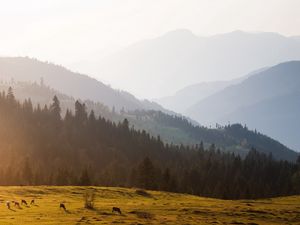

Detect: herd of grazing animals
[5, 199, 35, 210]
[5, 199, 122, 215]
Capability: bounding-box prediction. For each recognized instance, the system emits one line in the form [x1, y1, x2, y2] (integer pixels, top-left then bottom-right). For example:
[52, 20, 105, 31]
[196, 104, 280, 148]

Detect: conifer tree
[50, 95, 61, 121]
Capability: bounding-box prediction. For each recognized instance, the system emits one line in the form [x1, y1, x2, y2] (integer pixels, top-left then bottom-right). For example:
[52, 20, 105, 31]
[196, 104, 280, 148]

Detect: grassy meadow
[0, 186, 299, 225]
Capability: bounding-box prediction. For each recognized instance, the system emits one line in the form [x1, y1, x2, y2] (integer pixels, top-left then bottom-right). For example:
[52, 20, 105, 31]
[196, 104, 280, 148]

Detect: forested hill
[0, 89, 299, 199]
[133, 110, 298, 161]
[0, 81, 298, 161]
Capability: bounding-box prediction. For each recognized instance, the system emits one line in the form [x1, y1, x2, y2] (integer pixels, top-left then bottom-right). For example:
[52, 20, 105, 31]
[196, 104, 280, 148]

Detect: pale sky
[1, 0, 300, 94]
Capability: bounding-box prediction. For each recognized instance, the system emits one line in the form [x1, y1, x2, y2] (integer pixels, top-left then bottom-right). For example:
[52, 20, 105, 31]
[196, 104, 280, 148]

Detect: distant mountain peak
[161, 29, 198, 40]
[96, 29, 300, 98]
[230, 29, 247, 35]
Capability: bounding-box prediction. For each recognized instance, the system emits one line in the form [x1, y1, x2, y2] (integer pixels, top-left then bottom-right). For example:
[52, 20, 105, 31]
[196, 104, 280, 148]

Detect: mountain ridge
[187, 61, 300, 151]
[0, 57, 167, 113]
[85, 30, 300, 98]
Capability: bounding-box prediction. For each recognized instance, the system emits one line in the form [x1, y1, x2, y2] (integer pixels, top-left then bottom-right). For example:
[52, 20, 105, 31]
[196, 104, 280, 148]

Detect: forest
[0, 80, 296, 161]
[0, 87, 299, 200]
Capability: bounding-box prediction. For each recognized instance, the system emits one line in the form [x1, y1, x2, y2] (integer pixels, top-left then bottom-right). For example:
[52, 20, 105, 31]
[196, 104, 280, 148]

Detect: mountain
[155, 67, 267, 113]
[187, 61, 300, 151]
[0, 80, 297, 161]
[86, 30, 300, 98]
[219, 92, 300, 152]
[155, 80, 234, 114]
[0, 57, 165, 112]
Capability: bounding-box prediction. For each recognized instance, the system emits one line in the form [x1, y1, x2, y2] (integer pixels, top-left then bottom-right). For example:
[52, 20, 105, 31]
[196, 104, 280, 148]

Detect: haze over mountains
[0, 30, 299, 155]
[0, 57, 165, 113]
[156, 67, 267, 114]
[186, 61, 300, 151]
[77, 30, 300, 98]
[0, 56, 297, 160]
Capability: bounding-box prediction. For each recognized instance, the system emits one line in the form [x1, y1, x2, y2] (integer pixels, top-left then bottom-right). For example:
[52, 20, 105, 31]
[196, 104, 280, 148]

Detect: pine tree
[7, 86, 15, 101]
[137, 157, 156, 190]
[50, 95, 61, 121]
[122, 118, 129, 130]
[75, 101, 87, 125]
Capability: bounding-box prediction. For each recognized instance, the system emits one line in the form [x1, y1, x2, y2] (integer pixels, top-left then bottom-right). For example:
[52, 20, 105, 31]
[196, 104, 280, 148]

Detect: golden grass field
[0, 186, 299, 225]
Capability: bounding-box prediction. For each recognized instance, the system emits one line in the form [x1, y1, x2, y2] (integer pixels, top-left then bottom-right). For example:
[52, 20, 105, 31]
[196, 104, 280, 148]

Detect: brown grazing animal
[112, 207, 122, 214]
[60, 203, 66, 211]
[14, 202, 20, 208]
[21, 199, 28, 205]
[30, 199, 35, 205]
[6, 201, 10, 209]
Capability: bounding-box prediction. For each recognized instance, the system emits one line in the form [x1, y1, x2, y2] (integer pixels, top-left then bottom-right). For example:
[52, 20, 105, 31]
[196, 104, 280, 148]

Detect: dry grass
[0, 186, 299, 224]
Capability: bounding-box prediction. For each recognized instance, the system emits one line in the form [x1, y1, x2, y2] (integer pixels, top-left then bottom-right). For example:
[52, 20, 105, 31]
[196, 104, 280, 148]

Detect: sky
[0, 0, 300, 96]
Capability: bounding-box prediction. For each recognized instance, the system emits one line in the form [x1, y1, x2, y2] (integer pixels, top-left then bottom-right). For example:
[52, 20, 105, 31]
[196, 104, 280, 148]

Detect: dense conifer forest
[0, 88, 299, 199]
[0, 81, 297, 161]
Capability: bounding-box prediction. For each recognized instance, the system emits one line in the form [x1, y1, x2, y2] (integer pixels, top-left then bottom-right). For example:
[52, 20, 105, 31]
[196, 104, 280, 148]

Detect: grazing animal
[112, 207, 122, 214]
[14, 202, 20, 208]
[6, 201, 10, 209]
[30, 199, 35, 205]
[60, 203, 66, 211]
[21, 199, 28, 205]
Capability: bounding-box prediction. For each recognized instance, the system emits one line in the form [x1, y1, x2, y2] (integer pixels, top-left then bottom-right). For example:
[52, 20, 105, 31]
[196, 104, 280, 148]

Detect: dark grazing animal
[30, 199, 35, 205]
[6, 201, 10, 209]
[60, 203, 66, 211]
[21, 199, 28, 205]
[14, 202, 20, 208]
[112, 207, 122, 214]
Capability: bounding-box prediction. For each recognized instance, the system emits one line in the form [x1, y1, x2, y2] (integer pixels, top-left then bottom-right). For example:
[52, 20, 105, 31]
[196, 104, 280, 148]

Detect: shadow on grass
[64, 209, 71, 214]
[135, 189, 153, 198]
[129, 210, 155, 219]
[90, 208, 126, 217]
[60, 208, 71, 214]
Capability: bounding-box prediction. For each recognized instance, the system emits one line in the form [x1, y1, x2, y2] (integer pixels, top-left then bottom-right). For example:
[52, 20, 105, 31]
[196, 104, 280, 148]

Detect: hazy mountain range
[81, 30, 300, 98]
[186, 61, 300, 151]
[155, 67, 267, 114]
[0, 57, 165, 113]
[0, 77, 297, 162]
[0, 30, 299, 156]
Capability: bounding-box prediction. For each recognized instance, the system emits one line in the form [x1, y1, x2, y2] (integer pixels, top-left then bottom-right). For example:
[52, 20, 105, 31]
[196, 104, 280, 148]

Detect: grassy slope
[0, 186, 299, 225]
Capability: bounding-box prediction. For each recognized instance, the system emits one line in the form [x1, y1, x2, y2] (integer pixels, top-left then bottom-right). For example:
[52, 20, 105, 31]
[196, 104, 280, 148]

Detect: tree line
[0, 88, 299, 199]
[1, 81, 296, 161]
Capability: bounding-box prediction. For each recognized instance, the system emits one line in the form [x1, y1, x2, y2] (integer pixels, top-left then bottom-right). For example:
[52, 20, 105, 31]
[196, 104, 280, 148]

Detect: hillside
[0, 57, 164, 112]
[0, 81, 298, 161]
[0, 186, 300, 225]
[0, 90, 299, 199]
[187, 61, 300, 151]
[219, 92, 300, 152]
[87, 30, 300, 98]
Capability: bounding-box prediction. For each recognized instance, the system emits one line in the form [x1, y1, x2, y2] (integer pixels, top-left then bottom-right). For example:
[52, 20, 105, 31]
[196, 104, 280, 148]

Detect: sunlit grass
[0, 186, 299, 224]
